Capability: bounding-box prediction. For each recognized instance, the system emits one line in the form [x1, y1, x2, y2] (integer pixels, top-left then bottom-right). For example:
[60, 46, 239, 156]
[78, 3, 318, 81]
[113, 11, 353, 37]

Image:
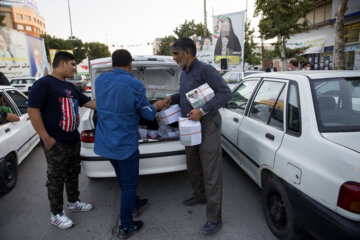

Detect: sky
[35, 0, 260, 55]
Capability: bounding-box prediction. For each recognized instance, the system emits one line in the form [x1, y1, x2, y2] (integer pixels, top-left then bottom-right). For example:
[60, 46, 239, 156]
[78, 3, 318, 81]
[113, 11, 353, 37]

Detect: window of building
[16, 14, 23, 19]
[25, 15, 31, 21]
[25, 25, 32, 31]
[345, 22, 360, 43]
[33, 17, 37, 23]
[17, 24, 24, 30]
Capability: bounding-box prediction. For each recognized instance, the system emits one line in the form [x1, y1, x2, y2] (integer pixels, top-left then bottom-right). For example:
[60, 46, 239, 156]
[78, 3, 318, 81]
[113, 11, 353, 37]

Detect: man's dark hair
[289, 58, 298, 67]
[112, 49, 132, 67]
[171, 37, 197, 57]
[52, 51, 75, 68]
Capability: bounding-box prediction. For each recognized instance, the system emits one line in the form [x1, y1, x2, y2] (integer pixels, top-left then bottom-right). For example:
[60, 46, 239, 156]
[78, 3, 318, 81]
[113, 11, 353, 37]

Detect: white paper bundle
[157, 125, 179, 139]
[156, 104, 181, 125]
[138, 128, 147, 139]
[185, 83, 215, 109]
[179, 117, 201, 146]
[147, 130, 158, 139]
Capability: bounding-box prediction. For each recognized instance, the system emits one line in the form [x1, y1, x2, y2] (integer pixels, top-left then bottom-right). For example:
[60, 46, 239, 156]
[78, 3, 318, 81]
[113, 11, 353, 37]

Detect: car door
[238, 79, 287, 176]
[0, 91, 11, 159]
[4, 89, 32, 164]
[220, 79, 260, 161]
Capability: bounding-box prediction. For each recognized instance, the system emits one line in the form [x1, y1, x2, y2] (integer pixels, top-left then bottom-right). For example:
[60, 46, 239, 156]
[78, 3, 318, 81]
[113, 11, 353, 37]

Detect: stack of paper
[185, 83, 215, 109]
[179, 117, 202, 146]
[157, 125, 178, 139]
[156, 104, 182, 125]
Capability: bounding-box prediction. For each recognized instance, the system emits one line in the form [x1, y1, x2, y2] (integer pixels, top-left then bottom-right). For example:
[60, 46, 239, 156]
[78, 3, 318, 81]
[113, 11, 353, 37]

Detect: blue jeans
[109, 150, 140, 228]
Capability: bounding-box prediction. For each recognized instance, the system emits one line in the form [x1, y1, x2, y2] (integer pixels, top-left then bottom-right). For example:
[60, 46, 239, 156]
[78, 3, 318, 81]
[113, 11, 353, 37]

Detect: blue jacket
[94, 68, 156, 160]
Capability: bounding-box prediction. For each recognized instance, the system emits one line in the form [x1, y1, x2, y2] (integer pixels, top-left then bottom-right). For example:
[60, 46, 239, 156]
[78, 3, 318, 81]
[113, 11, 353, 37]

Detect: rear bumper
[284, 181, 360, 240]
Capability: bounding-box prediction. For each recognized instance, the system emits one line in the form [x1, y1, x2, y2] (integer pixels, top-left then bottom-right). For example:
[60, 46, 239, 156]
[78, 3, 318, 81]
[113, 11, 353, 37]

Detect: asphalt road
[0, 144, 277, 240]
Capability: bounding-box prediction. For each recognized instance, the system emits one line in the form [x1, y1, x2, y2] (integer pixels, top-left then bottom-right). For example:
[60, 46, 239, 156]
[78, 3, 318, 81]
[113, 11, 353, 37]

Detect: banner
[77, 57, 89, 75]
[190, 35, 214, 64]
[0, 27, 48, 80]
[49, 49, 73, 65]
[213, 11, 246, 69]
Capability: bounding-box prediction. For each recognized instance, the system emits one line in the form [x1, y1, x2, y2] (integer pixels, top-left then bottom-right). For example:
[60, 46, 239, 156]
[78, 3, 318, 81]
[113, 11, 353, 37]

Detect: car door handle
[265, 133, 274, 140]
[5, 128, 10, 133]
[26, 117, 30, 121]
[233, 118, 239, 123]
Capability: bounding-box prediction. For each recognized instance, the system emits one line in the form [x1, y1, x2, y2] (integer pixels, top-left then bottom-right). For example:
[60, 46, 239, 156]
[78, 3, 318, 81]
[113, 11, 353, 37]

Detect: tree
[254, 0, 315, 70]
[155, 35, 176, 56]
[0, 15, 5, 27]
[86, 42, 111, 61]
[173, 20, 211, 39]
[333, 0, 349, 70]
[244, 22, 261, 67]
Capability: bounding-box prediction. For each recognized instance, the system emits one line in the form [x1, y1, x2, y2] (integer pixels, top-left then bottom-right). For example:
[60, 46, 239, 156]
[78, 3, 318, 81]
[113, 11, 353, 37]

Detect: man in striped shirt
[28, 51, 96, 229]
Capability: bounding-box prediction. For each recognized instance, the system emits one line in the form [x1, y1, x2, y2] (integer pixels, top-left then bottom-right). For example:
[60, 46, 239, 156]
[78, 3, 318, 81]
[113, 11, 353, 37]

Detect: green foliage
[0, 15, 5, 27]
[244, 22, 261, 66]
[41, 34, 110, 63]
[155, 35, 176, 56]
[174, 20, 211, 39]
[254, 0, 315, 40]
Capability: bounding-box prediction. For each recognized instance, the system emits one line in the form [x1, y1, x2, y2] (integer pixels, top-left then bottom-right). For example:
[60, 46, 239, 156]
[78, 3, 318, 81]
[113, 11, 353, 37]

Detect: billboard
[213, 11, 246, 69]
[191, 35, 214, 64]
[0, 27, 48, 80]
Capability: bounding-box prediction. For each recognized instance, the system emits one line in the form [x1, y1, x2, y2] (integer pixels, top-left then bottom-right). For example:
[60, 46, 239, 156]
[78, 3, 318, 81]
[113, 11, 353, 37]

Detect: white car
[0, 86, 39, 193]
[220, 71, 360, 240]
[10, 77, 36, 94]
[79, 56, 187, 178]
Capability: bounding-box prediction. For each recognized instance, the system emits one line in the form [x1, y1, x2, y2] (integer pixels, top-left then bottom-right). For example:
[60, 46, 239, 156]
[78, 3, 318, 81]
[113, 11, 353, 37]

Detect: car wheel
[0, 154, 17, 193]
[262, 178, 302, 240]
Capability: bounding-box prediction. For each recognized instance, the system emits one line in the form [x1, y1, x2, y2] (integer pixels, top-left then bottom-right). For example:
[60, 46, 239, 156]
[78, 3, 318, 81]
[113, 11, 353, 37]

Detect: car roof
[245, 70, 360, 80]
[0, 85, 16, 90]
[11, 77, 36, 80]
[90, 55, 176, 67]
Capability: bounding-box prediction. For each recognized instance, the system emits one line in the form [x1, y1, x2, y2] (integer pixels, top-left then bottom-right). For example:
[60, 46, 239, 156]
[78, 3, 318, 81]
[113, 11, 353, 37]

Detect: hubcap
[268, 192, 287, 230]
[4, 160, 14, 181]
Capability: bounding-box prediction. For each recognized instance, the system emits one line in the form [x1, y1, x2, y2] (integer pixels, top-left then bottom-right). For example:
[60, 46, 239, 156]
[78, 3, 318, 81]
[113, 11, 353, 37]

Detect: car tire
[0, 154, 17, 193]
[262, 178, 302, 240]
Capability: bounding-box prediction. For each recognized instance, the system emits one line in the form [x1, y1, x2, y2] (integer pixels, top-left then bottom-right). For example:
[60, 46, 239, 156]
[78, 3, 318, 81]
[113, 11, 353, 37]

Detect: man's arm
[6, 112, 20, 122]
[27, 107, 55, 150]
[83, 99, 96, 110]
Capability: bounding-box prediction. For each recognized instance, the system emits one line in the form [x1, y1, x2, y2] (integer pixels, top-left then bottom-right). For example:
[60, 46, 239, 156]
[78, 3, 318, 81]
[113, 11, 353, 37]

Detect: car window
[249, 80, 286, 125]
[5, 90, 28, 114]
[268, 88, 285, 130]
[312, 77, 360, 131]
[226, 80, 259, 114]
[0, 92, 17, 124]
[287, 83, 301, 134]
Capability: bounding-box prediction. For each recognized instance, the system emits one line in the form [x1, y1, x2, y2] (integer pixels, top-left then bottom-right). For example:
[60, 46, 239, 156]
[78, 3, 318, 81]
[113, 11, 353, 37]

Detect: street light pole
[204, 0, 207, 36]
[68, 0, 74, 39]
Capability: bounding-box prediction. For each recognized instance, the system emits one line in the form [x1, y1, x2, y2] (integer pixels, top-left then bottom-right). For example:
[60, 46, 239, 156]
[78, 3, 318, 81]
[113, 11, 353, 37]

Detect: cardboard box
[156, 104, 182, 125]
[179, 117, 201, 146]
[185, 83, 215, 109]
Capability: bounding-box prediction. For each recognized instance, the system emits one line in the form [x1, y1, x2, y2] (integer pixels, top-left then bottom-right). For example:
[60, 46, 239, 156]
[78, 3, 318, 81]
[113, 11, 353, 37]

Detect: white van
[79, 56, 187, 177]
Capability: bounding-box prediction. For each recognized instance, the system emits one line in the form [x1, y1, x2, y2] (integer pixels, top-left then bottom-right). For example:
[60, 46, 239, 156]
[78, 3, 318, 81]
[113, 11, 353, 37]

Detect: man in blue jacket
[94, 49, 164, 239]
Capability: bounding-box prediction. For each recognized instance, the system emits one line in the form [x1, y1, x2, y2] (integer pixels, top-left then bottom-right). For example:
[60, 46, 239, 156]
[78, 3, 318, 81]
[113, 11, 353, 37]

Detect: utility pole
[68, 0, 74, 40]
[204, 0, 207, 36]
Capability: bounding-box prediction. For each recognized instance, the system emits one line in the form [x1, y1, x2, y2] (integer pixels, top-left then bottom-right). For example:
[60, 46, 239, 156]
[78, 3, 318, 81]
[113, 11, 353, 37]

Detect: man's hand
[6, 113, 20, 122]
[187, 109, 202, 121]
[84, 99, 96, 110]
[163, 96, 172, 108]
[43, 136, 56, 150]
[153, 100, 165, 111]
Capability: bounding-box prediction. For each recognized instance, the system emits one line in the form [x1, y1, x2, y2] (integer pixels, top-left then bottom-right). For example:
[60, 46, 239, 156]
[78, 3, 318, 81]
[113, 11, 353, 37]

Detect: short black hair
[289, 58, 298, 67]
[112, 49, 132, 67]
[171, 37, 196, 57]
[53, 51, 75, 68]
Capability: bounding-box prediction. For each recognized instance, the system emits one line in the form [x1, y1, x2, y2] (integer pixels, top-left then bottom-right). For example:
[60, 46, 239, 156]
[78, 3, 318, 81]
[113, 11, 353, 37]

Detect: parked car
[65, 75, 87, 92]
[10, 77, 36, 94]
[220, 71, 360, 240]
[0, 86, 39, 193]
[79, 56, 187, 178]
[222, 70, 262, 90]
[85, 82, 91, 93]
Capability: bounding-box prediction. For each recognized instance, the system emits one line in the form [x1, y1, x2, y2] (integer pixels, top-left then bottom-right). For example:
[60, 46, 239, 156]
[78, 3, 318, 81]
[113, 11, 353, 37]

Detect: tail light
[337, 181, 360, 214]
[81, 130, 95, 143]
[86, 86, 91, 91]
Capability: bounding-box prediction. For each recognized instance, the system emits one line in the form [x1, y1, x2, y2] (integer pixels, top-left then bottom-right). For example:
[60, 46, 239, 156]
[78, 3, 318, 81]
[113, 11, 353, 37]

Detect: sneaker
[66, 200, 93, 212]
[50, 210, 73, 229]
[118, 220, 144, 239]
[133, 198, 148, 218]
[183, 196, 206, 206]
[201, 221, 223, 234]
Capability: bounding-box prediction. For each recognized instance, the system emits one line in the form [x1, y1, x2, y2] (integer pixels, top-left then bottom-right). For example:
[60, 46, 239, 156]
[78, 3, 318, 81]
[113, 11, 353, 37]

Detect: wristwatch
[199, 108, 207, 116]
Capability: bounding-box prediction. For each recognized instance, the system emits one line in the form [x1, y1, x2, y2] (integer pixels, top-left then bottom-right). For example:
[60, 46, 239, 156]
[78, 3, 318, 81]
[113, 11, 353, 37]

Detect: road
[0, 146, 277, 240]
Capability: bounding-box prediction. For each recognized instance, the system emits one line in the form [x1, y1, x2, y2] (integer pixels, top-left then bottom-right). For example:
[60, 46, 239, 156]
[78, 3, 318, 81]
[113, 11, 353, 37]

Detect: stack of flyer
[178, 117, 202, 146]
[185, 83, 215, 109]
[157, 125, 179, 139]
[156, 104, 181, 125]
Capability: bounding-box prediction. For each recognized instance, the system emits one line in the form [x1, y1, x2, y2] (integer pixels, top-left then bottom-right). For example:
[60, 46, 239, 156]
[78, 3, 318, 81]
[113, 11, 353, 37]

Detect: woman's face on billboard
[221, 19, 231, 37]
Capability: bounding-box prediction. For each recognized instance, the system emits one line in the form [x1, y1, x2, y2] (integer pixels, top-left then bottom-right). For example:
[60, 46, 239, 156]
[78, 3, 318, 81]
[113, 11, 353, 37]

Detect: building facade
[287, 0, 360, 70]
[0, 0, 46, 38]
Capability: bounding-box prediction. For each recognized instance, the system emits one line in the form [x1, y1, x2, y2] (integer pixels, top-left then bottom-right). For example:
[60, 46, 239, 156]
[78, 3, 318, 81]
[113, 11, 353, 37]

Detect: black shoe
[118, 220, 144, 239]
[133, 198, 148, 218]
[183, 196, 206, 206]
[201, 221, 223, 234]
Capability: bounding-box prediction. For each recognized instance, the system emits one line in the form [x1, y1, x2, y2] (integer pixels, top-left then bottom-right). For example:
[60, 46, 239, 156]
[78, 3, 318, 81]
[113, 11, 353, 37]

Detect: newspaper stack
[179, 117, 202, 146]
[157, 125, 178, 139]
[156, 104, 182, 125]
[185, 83, 215, 109]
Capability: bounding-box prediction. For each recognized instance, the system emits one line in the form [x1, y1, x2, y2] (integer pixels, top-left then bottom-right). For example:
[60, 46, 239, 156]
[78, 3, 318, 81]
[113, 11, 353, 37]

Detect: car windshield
[312, 77, 360, 132]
